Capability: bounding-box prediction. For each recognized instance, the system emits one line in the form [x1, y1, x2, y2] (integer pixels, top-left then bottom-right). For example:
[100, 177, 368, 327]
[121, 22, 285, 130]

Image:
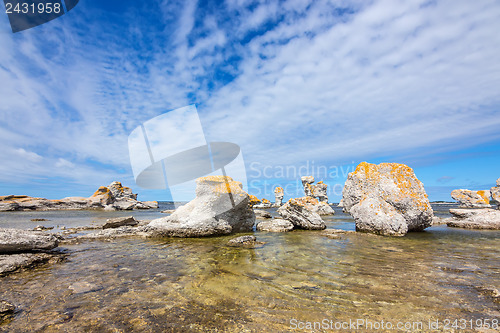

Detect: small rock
[254, 209, 272, 219]
[447, 209, 500, 230]
[69, 281, 102, 294]
[30, 218, 49, 222]
[161, 209, 176, 214]
[0, 300, 15, 319]
[33, 225, 54, 231]
[256, 219, 294, 232]
[227, 235, 264, 248]
[103, 216, 138, 229]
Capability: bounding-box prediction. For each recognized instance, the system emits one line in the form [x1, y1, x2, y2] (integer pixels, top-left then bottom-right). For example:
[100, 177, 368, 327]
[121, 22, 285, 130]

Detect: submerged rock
[451, 189, 491, 208]
[103, 216, 139, 229]
[0, 300, 15, 319]
[342, 162, 433, 236]
[447, 209, 500, 230]
[148, 176, 255, 237]
[277, 198, 326, 230]
[0, 228, 59, 253]
[256, 219, 294, 232]
[227, 235, 258, 247]
[274, 187, 284, 206]
[0, 252, 65, 276]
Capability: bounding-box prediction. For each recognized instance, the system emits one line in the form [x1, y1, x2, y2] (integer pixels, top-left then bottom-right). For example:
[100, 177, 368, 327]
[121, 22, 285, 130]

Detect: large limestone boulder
[451, 189, 491, 208]
[277, 198, 326, 230]
[0, 228, 59, 253]
[447, 209, 500, 230]
[342, 162, 433, 236]
[148, 176, 255, 237]
[274, 187, 284, 206]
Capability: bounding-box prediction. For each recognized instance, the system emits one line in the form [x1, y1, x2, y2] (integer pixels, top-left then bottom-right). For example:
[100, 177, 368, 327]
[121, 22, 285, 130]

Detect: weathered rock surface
[0, 252, 65, 276]
[227, 235, 261, 248]
[0, 228, 59, 253]
[274, 187, 284, 206]
[254, 198, 272, 209]
[254, 209, 272, 219]
[277, 198, 326, 230]
[0, 182, 158, 211]
[342, 162, 433, 236]
[301, 176, 329, 203]
[248, 195, 261, 207]
[256, 219, 294, 232]
[451, 189, 491, 208]
[490, 178, 500, 209]
[103, 216, 139, 229]
[0, 300, 15, 319]
[447, 209, 500, 230]
[148, 176, 255, 237]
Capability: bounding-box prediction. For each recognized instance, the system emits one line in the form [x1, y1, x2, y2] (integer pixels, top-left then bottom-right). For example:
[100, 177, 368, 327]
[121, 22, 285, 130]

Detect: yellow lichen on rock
[248, 195, 261, 207]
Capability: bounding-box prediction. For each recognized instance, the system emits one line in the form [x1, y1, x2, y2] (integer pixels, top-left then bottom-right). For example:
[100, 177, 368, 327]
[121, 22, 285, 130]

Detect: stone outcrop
[342, 162, 433, 236]
[248, 195, 261, 207]
[0, 252, 65, 276]
[301, 176, 329, 202]
[451, 189, 491, 208]
[103, 216, 139, 229]
[256, 219, 294, 232]
[254, 198, 272, 209]
[254, 209, 272, 219]
[447, 209, 500, 230]
[148, 176, 255, 237]
[274, 187, 284, 206]
[277, 198, 326, 230]
[0, 228, 59, 253]
[0, 182, 158, 211]
[490, 178, 500, 209]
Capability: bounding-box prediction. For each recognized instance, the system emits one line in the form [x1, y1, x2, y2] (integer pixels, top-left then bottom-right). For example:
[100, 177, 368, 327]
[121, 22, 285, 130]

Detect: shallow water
[1, 204, 499, 332]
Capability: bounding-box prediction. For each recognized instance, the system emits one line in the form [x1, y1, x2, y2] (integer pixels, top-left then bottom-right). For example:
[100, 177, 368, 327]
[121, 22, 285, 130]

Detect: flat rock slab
[447, 209, 500, 230]
[0, 253, 64, 276]
[254, 209, 272, 219]
[256, 219, 294, 232]
[103, 216, 138, 229]
[0, 228, 59, 254]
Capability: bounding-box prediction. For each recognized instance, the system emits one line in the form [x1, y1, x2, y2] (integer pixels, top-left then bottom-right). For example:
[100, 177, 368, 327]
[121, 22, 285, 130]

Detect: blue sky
[0, 0, 499, 202]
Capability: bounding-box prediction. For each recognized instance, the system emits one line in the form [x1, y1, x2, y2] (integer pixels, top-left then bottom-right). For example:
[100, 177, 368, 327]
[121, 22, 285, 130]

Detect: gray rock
[256, 219, 294, 232]
[342, 162, 433, 236]
[0, 228, 59, 253]
[301, 176, 330, 203]
[227, 235, 256, 246]
[141, 201, 159, 209]
[301, 176, 315, 197]
[111, 199, 136, 210]
[447, 208, 500, 229]
[148, 176, 255, 237]
[0, 252, 64, 276]
[254, 198, 272, 209]
[491, 180, 500, 209]
[103, 216, 138, 229]
[350, 197, 408, 236]
[277, 198, 326, 230]
[451, 189, 491, 208]
[274, 187, 284, 206]
[254, 209, 272, 219]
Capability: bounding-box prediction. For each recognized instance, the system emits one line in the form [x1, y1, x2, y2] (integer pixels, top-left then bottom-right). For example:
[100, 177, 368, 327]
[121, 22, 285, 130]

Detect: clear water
[1, 204, 499, 332]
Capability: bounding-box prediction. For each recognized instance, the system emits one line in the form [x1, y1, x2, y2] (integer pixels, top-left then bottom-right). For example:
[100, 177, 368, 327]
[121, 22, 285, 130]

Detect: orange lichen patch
[353, 162, 431, 211]
[91, 186, 110, 197]
[262, 198, 271, 204]
[477, 191, 490, 203]
[274, 187, 284, 195]
[248, 195, 261, 206]
[317, 181, 324, 185]
[289, 197, 320, 207]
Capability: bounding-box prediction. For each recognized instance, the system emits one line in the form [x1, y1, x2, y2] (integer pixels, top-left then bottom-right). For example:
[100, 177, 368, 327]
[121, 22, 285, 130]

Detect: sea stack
[342, 162, 433, 236]
[274, 187, 284, 206]
[148, 176, 255, 237]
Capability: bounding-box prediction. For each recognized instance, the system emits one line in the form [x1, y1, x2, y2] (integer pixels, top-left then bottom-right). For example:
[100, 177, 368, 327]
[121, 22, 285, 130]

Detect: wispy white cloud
[0, 0, 499, 200]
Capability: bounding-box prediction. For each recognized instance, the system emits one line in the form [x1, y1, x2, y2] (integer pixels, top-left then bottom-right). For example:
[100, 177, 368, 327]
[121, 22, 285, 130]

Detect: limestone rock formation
[274, 187, 284, 206]
[148, 176, 255, 237]
[256, 219, 294, 232]
[451, 189, 491, 208]
[248, 195, 261, 207]
[254, 198, 272, 209]
[447, 209, 500, 230]
[254, 209, 272, 219]
[490, 178, 500, 209]
[301, 176, 329, 203]
[0, 182, 158, 211]
[342, 162, 433, 236]
[277, 198, 326, 230]
[0, 228, 60, 253]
